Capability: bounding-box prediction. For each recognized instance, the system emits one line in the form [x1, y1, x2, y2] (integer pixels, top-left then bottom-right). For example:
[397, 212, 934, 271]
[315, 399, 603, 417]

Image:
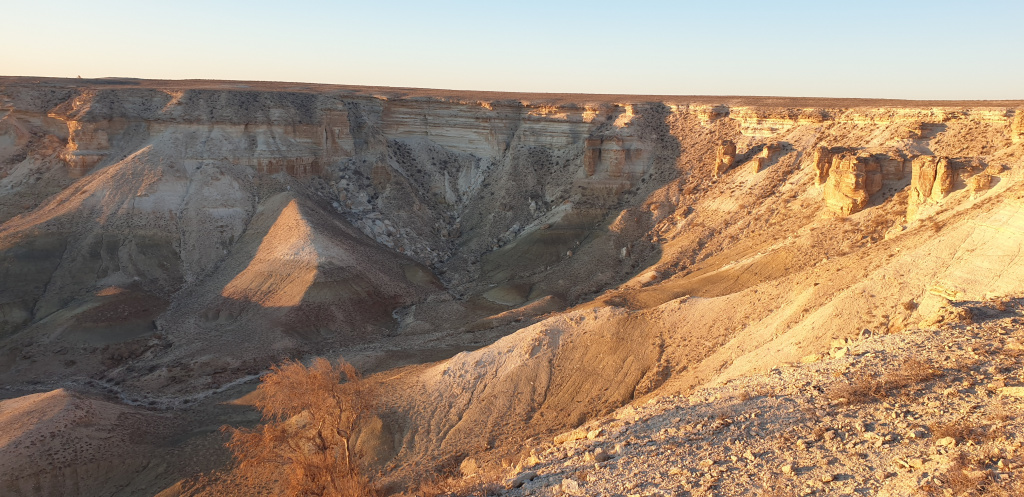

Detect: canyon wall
[1, 78, 1023, 493]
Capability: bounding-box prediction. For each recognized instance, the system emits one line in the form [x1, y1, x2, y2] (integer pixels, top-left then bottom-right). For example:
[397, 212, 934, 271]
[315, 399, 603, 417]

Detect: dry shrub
[223, 357, 378, 497]
[989, 402, 1013, 423]
[829, 358, 940, 405]
[930, 418, 983, 443]
[921, 452, 992, 496]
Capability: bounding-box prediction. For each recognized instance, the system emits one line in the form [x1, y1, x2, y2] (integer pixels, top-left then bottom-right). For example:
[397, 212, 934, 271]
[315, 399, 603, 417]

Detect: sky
[3, 0, 1022, 99]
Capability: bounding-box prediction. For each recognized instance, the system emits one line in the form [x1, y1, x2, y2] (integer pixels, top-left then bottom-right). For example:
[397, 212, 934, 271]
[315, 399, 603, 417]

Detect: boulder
[969, 172, 992, 193]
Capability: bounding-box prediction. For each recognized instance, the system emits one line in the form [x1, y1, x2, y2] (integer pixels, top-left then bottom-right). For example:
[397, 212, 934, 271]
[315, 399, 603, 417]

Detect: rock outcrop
[1013, 108, 1024, 143]
[822, 152, 881, 216]
[750, 142, 783, 173]
[715, 139, 736, 176]
[908, 156, 954, 220]
[812, 145, 834, 185]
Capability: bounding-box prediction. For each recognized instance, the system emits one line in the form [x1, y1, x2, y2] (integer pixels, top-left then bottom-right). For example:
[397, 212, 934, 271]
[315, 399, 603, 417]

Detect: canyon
[0, 76, 1023, 496]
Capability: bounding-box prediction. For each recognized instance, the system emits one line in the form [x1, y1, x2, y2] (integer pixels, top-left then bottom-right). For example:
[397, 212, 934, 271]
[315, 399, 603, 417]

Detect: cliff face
[1, 78, 1020, 392]
[1, 78, 1023, 494]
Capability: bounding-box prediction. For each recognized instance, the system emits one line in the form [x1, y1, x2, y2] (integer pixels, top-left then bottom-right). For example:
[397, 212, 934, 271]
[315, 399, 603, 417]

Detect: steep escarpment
[1, 77, 1023, 495]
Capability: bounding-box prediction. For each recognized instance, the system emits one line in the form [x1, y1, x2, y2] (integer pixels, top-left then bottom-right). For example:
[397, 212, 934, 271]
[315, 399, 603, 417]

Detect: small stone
[509, 471, 538, 488]
[822, 474, 834, 483]
[587, 428, 604, 440]
[782, 464, 795, 475]
[593, 447, 613, 463]
[669, 467, 683, 476]
[744, 450, 756, 461]
[936, 437, 957, 447]
[561, 478, 582, 496]
[554, 429, 588, 445]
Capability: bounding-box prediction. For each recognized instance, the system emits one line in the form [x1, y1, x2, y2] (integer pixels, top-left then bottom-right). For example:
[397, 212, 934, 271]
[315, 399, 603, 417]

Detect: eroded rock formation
[908, 156, 955, 220]
[751, 142, 782, 173]
[822, 152, 880, 215]
[715, 139, 736, 176]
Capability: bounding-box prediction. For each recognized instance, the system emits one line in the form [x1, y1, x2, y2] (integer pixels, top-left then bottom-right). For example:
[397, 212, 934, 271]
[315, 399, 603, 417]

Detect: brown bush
[930, 418, 983, 443]
[921, 452, 992, 496]
[828, 358, 940, 405]
[223, 357, 378, 497]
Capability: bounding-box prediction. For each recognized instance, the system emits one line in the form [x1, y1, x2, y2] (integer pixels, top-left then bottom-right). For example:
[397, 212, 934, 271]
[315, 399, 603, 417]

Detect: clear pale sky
[4, 0, 1021, 99]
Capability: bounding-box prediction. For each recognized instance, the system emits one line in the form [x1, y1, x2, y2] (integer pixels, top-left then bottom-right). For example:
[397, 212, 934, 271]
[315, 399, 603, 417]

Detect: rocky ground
[475, 298, 1024, 497]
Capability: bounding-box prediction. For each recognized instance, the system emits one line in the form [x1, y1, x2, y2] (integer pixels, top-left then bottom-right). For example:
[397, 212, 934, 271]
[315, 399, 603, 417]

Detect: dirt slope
[491, 299, 1024, 497]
